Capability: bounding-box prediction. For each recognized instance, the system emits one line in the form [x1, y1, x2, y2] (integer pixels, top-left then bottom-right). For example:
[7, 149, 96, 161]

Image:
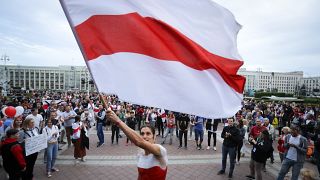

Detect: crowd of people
[0, 91, 319, 179]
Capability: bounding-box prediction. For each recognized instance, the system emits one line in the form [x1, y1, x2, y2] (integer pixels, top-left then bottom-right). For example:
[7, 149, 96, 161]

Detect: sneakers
[206, 146, 211, 150]
[81, 157, 86, 162]
[97, 143, 105, 147]
[213, 146, 217, 151]
[51, 167, 59, 172]
[236, 161, 240, 165]
[217, 170, 225, 175]
[228, 174, 233, 179]
[245, 175, 255, 179]
[47, 172, 52, 178]
[177, 146, 182, 149]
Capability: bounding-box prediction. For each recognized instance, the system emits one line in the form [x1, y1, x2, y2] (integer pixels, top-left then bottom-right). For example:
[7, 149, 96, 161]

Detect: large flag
[60, 0, 245, 118]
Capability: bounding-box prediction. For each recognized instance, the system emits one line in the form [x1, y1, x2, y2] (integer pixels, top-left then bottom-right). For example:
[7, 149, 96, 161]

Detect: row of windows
[259, 75, 299, 81]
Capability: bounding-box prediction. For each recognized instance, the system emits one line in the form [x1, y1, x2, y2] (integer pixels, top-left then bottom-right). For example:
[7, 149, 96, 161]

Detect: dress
[137, 144, 168, 180]
[72, 122, 87, 158]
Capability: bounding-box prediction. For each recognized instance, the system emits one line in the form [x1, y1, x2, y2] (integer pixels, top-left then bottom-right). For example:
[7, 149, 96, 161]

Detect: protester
[161, 111, 175, 145]
[249, 119, 267, 140]
[194, 116, 205, 150]
[264, 118, 275, 164]
[5, 115, 23, 133]
[126, 111, 136, 146]
[206, 118, 219, 151]
[177, 113, 190, 149]
[57, 105, 66, 145]
[188, 115, 195, 141]
[19, 118, 41, 180]
[111, 110, 121, 145]
[95, 105, 106, 147]
[80, 108, 94, 128]
[277, 127, 291, 162]
[62, 105, 76, 147]
[236, 119, 246, 164]
[157, 108, 166, 138]
[246, 130, 273, 180]
[277, 126, 308, 180]
[310, 120, 320, 178]
[44, 118, 60, 178]
[217, 118, 240, 179]
[72, 115, 88, 163]
[25, 108, 44, 129]
[300, 168, 317, 180]
[1, 129, 26, 180]
[105, 104, 168, 180]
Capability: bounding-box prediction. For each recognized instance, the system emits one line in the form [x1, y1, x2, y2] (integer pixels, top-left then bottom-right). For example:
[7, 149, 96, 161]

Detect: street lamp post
[1, 54, 10, 96]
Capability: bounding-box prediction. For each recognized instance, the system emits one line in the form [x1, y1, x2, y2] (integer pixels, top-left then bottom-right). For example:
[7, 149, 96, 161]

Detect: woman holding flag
[103, 96, 168, 180]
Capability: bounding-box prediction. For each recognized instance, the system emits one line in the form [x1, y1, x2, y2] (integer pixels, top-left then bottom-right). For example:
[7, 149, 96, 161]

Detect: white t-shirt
[286, 135, 301, 161]
[62, 111, 77, 127]
[137, 144, 168, 177]
[26, 114, 44, 129]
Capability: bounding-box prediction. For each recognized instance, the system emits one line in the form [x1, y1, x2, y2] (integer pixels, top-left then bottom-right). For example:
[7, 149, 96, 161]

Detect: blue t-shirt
[194, 116, 204, 131]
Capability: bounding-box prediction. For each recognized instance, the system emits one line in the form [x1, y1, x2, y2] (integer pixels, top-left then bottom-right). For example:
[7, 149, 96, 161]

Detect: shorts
[194, 129, 204, 141]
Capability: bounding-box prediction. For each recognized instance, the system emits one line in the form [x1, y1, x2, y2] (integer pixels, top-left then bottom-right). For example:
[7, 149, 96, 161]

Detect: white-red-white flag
[60, 0, 245, 118]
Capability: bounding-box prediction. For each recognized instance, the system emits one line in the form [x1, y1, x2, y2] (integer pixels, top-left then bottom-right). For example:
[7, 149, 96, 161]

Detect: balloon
[15, 106, 24, 117]
[1, 106, 7, 116]
[5, 106, 16, 118]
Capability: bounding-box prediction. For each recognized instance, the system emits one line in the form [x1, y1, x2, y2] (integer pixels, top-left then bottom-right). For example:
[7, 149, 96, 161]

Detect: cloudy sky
[0, 0, 319, 76]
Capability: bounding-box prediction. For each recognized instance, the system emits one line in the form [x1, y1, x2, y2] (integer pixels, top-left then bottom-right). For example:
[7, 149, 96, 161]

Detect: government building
[0, 65, 319, 96]
[0, 65, 94, 93]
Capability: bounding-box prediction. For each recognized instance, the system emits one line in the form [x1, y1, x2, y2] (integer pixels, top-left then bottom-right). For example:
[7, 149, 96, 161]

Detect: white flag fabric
[60, 0, 246, 118]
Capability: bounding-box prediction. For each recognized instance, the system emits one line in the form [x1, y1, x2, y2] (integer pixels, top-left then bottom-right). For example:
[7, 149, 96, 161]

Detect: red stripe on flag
[75, 13, 245, 93]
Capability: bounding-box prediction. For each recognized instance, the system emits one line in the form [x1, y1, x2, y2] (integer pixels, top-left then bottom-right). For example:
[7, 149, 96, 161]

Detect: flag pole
[59, 0, 105, 103]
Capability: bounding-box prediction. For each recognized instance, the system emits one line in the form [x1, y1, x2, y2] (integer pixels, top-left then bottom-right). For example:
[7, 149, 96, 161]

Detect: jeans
[179, 130, 188, 147]
[221, 145, 236, 175]
[249, 158, 264, 180]
[163, 127, 174, 144]
[96, 123, 104, 145]
[46, 142, 58, 172]
[276, 158, 304, 180]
